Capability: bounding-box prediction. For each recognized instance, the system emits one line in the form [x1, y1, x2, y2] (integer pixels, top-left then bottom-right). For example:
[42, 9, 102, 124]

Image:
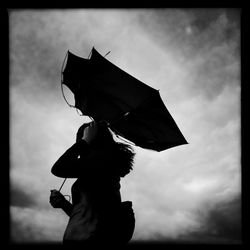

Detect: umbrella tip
[104, 51, 111, 57]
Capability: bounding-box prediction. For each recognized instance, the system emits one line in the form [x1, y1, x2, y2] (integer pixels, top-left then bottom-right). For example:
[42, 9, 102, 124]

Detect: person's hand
[49, 189, 66, 208]
[82, 121, 98, 144]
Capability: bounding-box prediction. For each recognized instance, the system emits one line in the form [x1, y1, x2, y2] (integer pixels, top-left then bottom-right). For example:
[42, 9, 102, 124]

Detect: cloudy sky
[9, 9, 241, 244]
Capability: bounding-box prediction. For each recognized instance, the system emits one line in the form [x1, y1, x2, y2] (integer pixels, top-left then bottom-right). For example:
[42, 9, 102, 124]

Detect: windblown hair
[80, 122, 135, 177]
[113, 142, 135, 177]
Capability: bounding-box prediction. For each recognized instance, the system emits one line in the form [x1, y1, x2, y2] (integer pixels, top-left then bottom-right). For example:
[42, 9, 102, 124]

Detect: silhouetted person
[49, 121, 135, 246]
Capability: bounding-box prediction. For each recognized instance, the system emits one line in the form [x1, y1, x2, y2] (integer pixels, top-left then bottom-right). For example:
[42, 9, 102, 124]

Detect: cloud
[10, 206, 68, 243]
[10, 184, 36, 208]
[185, 194, 241, 242]
[135, 9, 240, 100]
[121, 131, 240, 241]
[10, 80, 84, 211]
[203, 194, 241, 241]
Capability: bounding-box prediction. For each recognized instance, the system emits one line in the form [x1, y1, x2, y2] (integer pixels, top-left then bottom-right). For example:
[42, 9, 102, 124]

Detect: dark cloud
[185, 194, 241, 242]
[188, 8, 240, 31]
[11, 219, 35, 242]
[11, 215, 53, 243]
[10, 12, 63, 90]
[10, 35, 60, 90]
[137, 8, 240, 100]
[188, 9, 240, 100]
[141, 8, 240, 54]
[10, 206, 67, 243]
[203, 195, 241, 241]
[10, 184, 36, 208]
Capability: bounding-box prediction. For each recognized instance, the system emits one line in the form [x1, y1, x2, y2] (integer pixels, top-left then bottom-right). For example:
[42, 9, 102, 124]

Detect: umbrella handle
[64, 195, 71, 202]
[59, 178, 67, 192]
[55, 178, 71, 202]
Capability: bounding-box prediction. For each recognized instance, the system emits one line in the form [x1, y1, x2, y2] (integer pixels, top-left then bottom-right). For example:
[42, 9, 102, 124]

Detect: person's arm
[51, 122, 113, 178]
[51, 140, 113, 178]
[51, 139, 91, 178]
[60, 198, 73, 217]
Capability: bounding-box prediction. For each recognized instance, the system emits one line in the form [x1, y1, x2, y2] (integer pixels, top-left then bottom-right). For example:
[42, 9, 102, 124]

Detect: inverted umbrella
[61, 47, 187, 151]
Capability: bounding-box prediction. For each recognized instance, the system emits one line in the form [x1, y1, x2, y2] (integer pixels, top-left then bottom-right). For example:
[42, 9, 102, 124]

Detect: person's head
[90, 121, 116, 147]
[78, 121, 135, 177]
[76, 121, 114, 145]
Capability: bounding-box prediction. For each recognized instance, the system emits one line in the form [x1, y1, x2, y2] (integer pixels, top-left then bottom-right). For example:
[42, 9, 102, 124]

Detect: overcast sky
[9, 9, 241, 244]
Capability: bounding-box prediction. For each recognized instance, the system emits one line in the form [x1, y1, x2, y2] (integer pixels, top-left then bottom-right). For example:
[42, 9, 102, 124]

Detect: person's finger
[50, 191, 62, 198]
[51, 190, 62, 196]
[50, 193, 58, 198]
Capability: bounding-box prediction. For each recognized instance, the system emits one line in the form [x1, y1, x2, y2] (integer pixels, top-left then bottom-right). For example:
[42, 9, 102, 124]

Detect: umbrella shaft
[59, 178, 67, 192]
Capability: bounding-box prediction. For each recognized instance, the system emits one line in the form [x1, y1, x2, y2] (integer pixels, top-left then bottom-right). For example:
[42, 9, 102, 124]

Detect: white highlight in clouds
[183, 177, 220, 194]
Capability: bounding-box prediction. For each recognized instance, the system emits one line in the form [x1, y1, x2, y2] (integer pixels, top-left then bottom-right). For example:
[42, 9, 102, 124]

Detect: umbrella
[61, 47, 188, 152]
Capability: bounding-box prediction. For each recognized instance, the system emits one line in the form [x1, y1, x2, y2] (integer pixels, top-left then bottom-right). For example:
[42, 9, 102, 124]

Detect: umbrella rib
[108, 124, 136, 146]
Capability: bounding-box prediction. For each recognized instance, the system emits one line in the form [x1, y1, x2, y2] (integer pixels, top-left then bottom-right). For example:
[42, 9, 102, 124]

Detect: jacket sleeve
[51, 140, 112, 178]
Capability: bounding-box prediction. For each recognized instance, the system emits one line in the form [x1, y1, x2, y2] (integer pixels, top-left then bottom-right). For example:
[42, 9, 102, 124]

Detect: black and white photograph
[9, 8, 241, 246]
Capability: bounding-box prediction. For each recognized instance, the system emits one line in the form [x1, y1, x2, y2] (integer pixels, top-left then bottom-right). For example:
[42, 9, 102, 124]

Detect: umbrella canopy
[61, 47, 188, 151]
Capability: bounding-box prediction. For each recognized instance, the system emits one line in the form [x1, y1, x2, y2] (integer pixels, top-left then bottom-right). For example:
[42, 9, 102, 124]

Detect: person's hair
[113, 142, 135, 177]
[86, 122, 135, 177]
